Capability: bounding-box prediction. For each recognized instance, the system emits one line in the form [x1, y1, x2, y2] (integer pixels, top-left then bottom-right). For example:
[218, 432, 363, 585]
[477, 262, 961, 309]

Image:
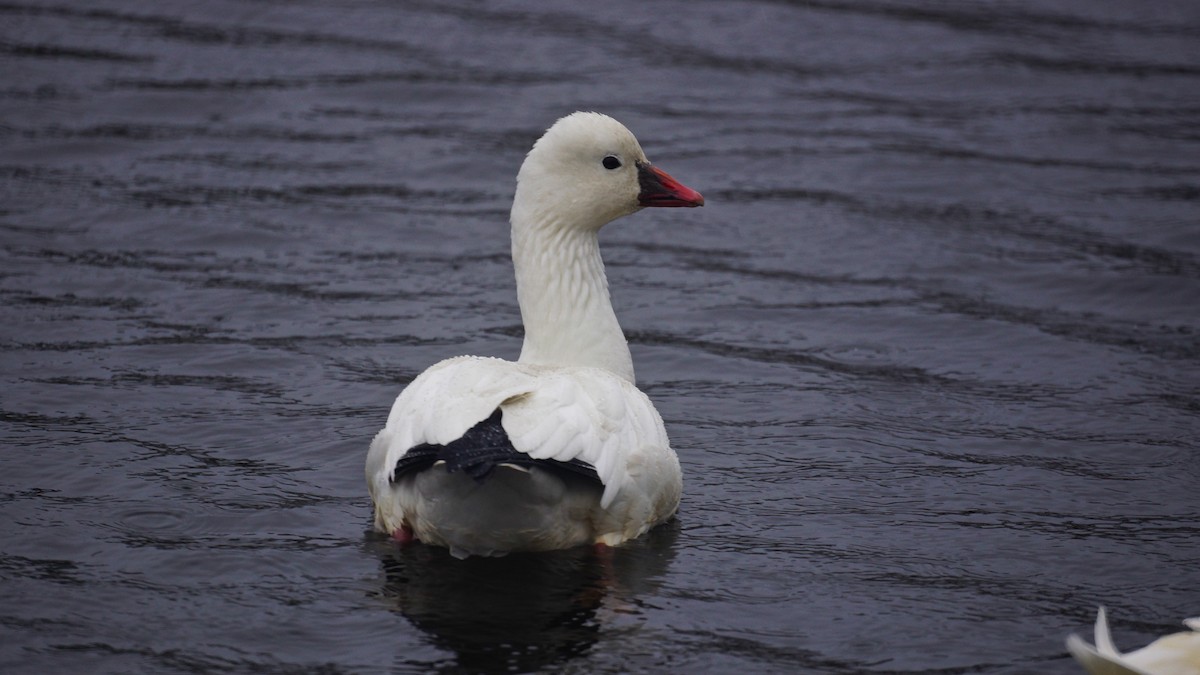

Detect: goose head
[513, 112, 704, 233]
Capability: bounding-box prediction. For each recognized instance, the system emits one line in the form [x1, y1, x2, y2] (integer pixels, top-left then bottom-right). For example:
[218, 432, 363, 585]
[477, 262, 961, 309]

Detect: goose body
[365, 112, 704, 558]
[1067, 607, 1200, 675]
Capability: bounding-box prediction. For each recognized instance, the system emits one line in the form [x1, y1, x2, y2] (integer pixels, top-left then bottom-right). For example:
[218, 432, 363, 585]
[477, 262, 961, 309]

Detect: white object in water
[365, 112, 704, 558]
[1067, 606, 1200, 675]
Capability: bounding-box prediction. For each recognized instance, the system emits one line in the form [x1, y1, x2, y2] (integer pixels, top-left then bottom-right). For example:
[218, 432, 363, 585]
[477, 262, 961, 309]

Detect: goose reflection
[370, 521, 679, 672]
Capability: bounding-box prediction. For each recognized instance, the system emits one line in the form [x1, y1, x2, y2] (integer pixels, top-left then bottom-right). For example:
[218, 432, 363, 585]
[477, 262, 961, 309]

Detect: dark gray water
[2, 1, 1198, 673]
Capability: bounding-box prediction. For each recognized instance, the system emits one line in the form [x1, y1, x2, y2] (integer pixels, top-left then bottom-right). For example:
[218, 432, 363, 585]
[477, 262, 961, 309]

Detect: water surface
[2, 1, 1198, 673]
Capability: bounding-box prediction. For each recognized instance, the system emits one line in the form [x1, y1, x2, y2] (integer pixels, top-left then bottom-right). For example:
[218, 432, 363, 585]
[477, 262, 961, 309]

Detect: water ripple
[3, 0, 1198, 672]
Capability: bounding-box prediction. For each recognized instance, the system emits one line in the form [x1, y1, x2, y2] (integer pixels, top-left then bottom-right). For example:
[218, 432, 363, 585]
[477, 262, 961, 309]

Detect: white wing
[1066, 607, 1200, 675]
[366, 356, 671, 511]
[499, 365, 670, 508]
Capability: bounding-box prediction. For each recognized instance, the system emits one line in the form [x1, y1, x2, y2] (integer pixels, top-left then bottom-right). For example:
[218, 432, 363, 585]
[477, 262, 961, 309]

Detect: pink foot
[391, 525, 414, 545]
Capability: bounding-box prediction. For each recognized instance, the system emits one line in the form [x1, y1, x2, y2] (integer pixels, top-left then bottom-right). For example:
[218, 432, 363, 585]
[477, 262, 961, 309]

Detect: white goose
[1068, 607, 1200, 675]
[365, 112, 704, 558]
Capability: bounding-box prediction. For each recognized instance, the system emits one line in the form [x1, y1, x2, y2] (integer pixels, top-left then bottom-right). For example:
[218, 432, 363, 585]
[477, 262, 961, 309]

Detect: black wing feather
[390, 409, 601, 485]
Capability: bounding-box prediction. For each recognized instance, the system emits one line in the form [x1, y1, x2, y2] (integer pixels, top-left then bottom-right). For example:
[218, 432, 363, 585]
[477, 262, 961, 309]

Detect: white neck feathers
[511, 200, 635, 384]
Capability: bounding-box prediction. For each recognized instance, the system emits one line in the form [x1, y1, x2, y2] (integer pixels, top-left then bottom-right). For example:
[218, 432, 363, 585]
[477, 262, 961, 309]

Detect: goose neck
[511, 216, 635, 383]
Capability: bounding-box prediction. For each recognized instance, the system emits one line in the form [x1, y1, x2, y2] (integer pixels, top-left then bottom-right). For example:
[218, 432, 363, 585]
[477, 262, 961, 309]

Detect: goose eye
[602, 155, 622, 170]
